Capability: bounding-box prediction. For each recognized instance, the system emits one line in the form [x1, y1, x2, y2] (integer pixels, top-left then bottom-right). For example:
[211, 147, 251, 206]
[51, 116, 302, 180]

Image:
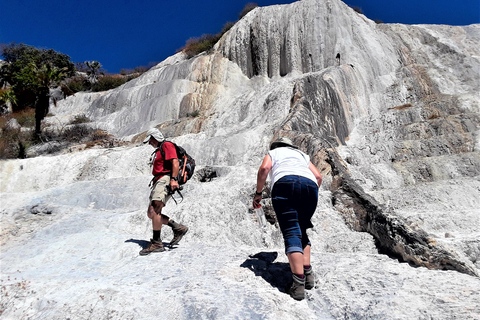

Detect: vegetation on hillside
[179, 3, 258, 59]
[0, 43, 75, 134]
[348, 4, 383, 23]
[0, 43, 144, 159]
[0, 109, 123, 159]
[0, 2, 263, 159]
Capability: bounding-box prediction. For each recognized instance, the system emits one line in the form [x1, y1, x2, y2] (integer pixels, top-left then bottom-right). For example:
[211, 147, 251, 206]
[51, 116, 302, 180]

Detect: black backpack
[158, 141, 196, 185]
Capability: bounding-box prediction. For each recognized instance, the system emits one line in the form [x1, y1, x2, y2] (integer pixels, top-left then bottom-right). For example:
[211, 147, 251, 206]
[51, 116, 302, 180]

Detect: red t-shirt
[152, 141, 177, 178]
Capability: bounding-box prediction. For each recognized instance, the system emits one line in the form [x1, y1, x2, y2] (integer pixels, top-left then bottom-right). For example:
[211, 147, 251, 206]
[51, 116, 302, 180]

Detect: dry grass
[70, 114, 90, 124]
[426, 111, 442, 120]
[0, 278, 36, 316]
[0, 109, 36, 158]
[0, 116, 123, 159]
[183, 34, 222, 58]
[13, 108, 36, 127]
[389, 103, 414, 111]
[239, 3, 258, 19]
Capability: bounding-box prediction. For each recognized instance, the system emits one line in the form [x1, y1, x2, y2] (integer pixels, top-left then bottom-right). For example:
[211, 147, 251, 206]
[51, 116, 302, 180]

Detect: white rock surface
[2, 0, 479, 319]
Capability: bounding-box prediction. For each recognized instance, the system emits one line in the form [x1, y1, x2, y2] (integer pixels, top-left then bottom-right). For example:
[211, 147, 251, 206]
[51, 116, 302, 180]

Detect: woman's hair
[269, 137, 298, 150]
[270, 142, 289, 150]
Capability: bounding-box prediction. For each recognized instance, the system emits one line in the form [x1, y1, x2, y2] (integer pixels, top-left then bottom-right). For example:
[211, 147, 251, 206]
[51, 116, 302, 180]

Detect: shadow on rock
[125, 239, 179, 253]
[240, 251, 291, 292]
[125, 238, 174, 249]
[125, 238, 150, 248]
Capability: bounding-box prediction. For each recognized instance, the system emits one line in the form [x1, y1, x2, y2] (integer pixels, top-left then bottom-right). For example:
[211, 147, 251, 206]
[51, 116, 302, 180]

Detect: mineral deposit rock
[2, 0, 479, 319]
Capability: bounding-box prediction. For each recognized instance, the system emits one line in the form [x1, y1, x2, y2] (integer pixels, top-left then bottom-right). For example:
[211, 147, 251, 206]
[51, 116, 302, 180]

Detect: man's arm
[170, 158, 180, 190]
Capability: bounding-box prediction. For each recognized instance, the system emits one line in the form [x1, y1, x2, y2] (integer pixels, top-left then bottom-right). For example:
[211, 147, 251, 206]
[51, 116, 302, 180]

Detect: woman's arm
[256, 154, 272, 193]
[253, 154, 272, 208]
[309, 161, 322, 186]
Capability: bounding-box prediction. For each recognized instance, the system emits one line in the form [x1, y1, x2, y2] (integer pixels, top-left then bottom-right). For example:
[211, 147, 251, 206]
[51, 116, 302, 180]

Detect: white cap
[143, 128, 165, 143]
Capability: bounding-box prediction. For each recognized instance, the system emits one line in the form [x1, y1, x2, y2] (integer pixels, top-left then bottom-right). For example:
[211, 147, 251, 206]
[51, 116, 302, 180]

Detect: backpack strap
[148, 144, 170, 187]
[160, 141, 187, 182]
[180, 154, 188, 184]
[166, 185, 184, 204]
[158, 141, 167, 159]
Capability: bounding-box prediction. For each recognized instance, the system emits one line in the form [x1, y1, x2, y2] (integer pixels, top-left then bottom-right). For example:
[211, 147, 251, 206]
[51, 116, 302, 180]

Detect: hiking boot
[139, 239, 165, 256]
[170, 225, 188, 245]
[304, 267, 314, 290]
[288, 274, 305, 301]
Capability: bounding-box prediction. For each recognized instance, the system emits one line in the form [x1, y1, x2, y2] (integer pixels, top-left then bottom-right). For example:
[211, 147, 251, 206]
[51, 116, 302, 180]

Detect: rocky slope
[1, 0, 479, 319]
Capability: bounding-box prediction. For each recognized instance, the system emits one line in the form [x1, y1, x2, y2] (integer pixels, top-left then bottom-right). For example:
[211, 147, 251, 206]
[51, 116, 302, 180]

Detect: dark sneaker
[288, 274, 305, 301]
[170, 225, 188, 245]
[139, 239, 165, 256]
[304, 267, 314, 290]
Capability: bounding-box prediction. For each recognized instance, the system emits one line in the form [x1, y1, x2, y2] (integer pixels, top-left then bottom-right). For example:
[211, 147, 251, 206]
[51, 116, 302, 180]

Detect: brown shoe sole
[170, 227, 188, 245]
[139, 243, 165, 256]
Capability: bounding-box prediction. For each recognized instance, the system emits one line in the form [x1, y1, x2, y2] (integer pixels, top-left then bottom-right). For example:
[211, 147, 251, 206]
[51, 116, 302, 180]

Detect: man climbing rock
[140, 128, 189, 255]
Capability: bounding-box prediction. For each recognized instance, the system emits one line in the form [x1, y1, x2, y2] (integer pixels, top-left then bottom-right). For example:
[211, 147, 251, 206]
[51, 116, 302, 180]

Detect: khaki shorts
[149, 175, 171, 205]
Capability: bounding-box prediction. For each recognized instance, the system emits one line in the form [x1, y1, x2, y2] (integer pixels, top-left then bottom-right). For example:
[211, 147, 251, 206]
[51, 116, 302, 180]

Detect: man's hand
[170, 178, 179, 191]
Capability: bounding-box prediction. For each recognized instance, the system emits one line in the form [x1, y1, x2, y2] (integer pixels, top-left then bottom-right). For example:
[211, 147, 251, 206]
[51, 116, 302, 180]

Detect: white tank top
[268, 147, 318, 190]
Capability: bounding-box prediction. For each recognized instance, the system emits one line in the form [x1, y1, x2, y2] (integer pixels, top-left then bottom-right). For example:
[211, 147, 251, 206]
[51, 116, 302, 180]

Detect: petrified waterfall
[1, 0, 479, 318]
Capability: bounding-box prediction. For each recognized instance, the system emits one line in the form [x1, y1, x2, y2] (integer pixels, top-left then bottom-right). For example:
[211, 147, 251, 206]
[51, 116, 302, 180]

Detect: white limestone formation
[1, 0, 479, 318]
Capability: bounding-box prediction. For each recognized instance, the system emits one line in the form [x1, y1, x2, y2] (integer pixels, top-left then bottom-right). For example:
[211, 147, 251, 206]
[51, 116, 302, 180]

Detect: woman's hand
[309, 162, 322, 186]
[253, 194, 262, 209]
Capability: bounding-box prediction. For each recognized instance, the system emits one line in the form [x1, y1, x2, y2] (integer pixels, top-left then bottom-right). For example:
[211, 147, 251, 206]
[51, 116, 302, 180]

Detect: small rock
[30, 204, 53, 215]
[5, 118, 21, 130]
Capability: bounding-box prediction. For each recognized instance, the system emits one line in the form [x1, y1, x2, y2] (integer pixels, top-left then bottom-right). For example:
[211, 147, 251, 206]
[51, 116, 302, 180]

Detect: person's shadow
[240, 251, 291, 293]
[125, 238, 177, 250]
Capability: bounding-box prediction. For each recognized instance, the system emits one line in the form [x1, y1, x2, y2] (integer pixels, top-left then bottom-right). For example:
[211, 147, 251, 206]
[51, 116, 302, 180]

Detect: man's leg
[150, 200, 170, 231]
[140, 200, 169, 256]
[168, 219, 188, 245]
[149, 200, 188, 246]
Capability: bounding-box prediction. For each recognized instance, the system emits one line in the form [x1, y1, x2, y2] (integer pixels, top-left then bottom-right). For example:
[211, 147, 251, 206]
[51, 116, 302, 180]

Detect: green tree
[29, 62, 69, 133]
[0, 89, 17, 112]
[0, 42, 75, 133]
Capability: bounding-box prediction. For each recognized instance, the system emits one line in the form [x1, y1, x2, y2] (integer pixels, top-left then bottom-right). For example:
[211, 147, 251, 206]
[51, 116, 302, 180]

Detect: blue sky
[1, 0, 478, 73]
